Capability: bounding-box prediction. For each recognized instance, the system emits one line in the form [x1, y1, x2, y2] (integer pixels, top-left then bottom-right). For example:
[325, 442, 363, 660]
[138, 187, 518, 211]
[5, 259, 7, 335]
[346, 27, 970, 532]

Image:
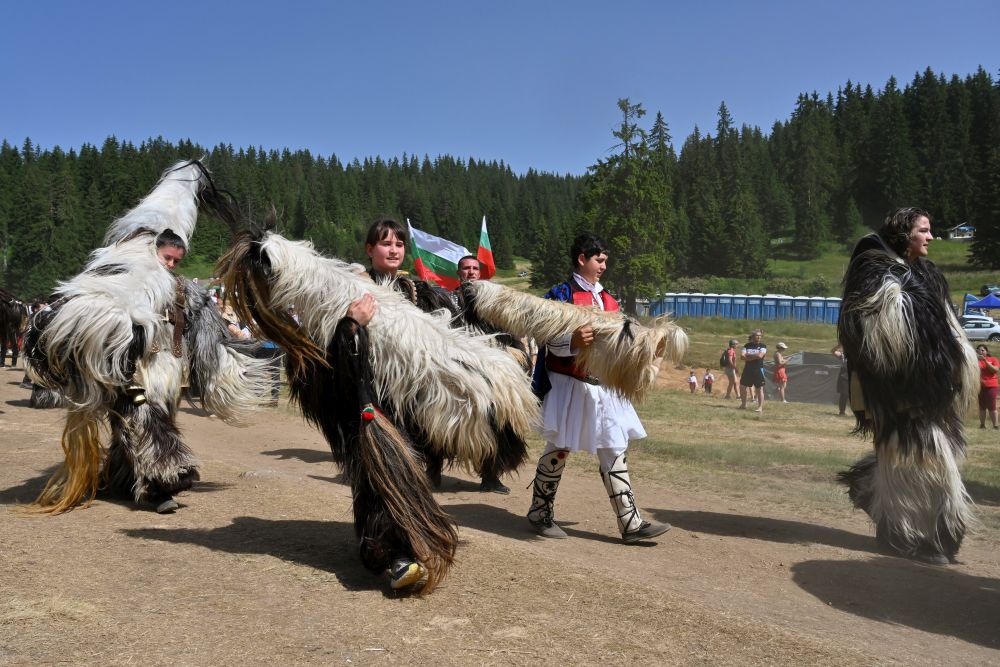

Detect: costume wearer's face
[367, 231, 405, 275]
[156, 245, 185, 271]
[907, 216, 933, 259]
[457, 259, 481, 282]
[577, 252, 608, 284]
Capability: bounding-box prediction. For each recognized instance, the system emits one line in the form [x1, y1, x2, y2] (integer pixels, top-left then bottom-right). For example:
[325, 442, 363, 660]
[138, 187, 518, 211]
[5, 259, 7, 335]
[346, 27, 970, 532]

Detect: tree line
[1, 66, 997, 304]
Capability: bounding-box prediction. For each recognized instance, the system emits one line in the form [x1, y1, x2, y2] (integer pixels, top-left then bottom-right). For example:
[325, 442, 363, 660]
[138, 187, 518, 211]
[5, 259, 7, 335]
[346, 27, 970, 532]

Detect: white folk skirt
[540, 373, 645, 456]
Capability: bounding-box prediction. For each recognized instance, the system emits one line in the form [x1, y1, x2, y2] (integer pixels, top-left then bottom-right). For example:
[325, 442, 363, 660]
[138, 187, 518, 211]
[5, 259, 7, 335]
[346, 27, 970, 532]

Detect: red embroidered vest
[545, 286, 618, 381]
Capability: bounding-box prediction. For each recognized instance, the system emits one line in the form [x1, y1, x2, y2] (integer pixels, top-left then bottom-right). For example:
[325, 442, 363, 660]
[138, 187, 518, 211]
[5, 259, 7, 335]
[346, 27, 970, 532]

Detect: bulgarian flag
[407, 220, 470, 290]
[477, 216, 496, 279]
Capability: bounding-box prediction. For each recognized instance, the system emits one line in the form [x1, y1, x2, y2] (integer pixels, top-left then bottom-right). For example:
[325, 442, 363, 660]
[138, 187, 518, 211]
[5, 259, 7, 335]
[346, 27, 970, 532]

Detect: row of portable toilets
[647, 293, 842, 323]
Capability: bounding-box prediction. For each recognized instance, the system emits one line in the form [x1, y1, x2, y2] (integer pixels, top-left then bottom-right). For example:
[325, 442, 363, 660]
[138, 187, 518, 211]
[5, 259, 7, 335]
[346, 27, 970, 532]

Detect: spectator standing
[773, 342, 789, 403]
[722, 339, 739, 399]
[976, 344, 999, 429]
[832, 345, 850, 415]
[687, 371, 698, 394]
[739, 330, 767, 413]
[703, 369, 714, 394]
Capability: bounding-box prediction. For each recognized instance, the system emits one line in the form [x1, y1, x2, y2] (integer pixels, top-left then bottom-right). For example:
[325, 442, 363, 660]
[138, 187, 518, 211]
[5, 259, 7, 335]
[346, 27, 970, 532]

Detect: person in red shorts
[976, 344, 999, 429]
[773, 342, 789, 403]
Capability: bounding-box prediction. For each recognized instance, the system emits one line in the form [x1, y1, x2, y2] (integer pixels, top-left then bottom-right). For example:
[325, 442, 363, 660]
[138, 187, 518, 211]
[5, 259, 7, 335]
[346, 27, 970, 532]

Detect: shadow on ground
[122, 516, 383, 593]
[0, 469, 56, 504]
[262, 447, 332, 464]
[649, 508, 878, 554]
[792, 557, 1000, 649]
[966, 480, 1000, 507]
[447, 502, 630, 546]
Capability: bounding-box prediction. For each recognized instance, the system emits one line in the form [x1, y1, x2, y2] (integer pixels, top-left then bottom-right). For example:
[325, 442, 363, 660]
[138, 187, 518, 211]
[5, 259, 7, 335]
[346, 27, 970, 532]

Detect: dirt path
[1, 366, 998, 666]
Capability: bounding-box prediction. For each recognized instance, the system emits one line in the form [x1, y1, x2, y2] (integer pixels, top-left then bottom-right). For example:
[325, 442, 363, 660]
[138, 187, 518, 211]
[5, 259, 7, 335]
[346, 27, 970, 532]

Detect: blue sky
[1, 1, 997, 175]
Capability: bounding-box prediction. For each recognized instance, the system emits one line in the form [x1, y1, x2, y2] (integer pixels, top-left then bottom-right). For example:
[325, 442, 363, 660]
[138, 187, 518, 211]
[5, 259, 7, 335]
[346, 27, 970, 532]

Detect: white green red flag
[477, 216, 496, 279]
[407, 220, 469, 290]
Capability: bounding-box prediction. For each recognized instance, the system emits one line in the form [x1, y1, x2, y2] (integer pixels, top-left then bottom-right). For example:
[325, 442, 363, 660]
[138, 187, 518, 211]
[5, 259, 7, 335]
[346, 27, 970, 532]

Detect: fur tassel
[463, 280, 687, 402]
[358, 412, 457, 594]
[33, 411, 105, 513]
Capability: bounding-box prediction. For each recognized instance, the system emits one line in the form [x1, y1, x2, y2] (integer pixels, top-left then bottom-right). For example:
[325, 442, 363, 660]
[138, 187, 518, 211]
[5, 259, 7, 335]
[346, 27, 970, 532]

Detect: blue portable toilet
[793, 296, 810, 321]
[809, 297, 826, 322]
[777, 295, 793, 320]
[718, 294, 733, 319]
[747, 295, 763, 320]
[663, 292, 677, 316]
[825, 297, 842, 324]
[689, 293, 704, 318]
[733, 294, 748, 320]
[703, 293, 719, 317]
[675, 293, 690, 317]
[762, 296, 778, 321]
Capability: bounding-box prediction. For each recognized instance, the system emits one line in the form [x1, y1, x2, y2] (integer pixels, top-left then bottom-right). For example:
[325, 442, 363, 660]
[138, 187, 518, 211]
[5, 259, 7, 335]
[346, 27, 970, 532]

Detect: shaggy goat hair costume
[216, 215, 541, 591]
[837, 233, 978, 563]
[458, 279, 688, 403]
[24, 160, 271, 513]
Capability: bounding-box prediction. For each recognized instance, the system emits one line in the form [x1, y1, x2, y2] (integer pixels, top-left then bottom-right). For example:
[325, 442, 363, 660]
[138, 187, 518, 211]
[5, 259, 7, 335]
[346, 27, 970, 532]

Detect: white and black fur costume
[838, 232, 978, 563]
[24, 161, 270, 512]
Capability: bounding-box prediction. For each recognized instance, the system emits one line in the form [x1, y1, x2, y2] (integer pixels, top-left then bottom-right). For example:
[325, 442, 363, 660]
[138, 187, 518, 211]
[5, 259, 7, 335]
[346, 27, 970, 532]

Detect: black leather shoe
[622, 520, 671, 544]
[479, 477, 510, 495]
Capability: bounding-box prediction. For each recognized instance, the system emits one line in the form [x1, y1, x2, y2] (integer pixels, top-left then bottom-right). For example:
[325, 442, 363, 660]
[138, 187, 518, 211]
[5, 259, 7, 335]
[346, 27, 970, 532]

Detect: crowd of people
[685, 330, 791, 414]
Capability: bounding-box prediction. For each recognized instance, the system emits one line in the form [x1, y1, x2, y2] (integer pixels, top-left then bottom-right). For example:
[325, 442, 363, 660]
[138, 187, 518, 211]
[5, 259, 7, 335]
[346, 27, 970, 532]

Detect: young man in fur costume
[838, 208, 978, 565]
[527, 233, 671, 544]
[26, 161, 269, 516]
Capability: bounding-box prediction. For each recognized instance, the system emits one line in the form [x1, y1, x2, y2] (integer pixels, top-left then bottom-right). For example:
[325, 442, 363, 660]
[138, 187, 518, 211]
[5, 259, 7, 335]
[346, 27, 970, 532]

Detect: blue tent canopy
[967, 293, 1000, 309]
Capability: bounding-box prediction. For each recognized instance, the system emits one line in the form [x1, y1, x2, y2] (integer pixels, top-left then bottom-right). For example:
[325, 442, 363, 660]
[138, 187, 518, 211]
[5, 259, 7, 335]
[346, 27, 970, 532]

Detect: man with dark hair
[457, 255, 481, 282]
[838, 207, 977, 565]
[526, 232, 670, 544]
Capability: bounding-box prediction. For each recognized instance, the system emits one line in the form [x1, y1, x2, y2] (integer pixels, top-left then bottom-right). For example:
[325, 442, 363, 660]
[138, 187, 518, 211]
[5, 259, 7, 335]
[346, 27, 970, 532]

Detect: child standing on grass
[703, 369, 714, 394]
[688, 371, 699, 394]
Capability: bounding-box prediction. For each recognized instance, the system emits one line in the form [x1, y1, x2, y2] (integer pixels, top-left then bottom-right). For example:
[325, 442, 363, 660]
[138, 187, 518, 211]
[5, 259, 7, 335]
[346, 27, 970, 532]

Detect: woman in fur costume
[838, 208, 978, 564]
[216, 210, 541, 592]
[363, 217, 520, 493]
[25, 160, 270, 514]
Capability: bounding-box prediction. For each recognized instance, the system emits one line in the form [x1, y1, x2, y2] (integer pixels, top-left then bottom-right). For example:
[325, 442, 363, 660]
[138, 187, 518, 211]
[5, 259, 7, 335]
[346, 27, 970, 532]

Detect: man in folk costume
[25, 161, 269, 515]
[838, 208, 978, 564]
[527, 233, 671, 543]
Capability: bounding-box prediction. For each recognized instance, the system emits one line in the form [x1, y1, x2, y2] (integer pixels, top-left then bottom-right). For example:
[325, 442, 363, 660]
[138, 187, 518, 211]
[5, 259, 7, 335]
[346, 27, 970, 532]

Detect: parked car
[961, 319, 1000, 341]
[981, 284, 1000, 296]
[960, 313, 998, 326]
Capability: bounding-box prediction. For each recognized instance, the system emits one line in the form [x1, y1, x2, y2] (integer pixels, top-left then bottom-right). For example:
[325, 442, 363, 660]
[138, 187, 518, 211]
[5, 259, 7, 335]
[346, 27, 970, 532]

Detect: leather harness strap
[169, 275, 186, 358]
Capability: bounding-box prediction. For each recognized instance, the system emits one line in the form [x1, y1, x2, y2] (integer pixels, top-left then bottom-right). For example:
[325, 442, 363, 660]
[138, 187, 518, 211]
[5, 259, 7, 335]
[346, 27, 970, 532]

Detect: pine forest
[1, 67, 998, 308]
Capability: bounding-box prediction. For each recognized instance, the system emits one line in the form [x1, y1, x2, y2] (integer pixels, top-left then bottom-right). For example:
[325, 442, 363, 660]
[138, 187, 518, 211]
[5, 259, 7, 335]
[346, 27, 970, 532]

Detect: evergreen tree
[583, 99, 673, 313]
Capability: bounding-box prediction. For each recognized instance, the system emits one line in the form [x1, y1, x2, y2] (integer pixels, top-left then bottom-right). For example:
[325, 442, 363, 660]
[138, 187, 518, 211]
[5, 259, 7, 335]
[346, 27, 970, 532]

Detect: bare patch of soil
[1, 366, 998, 665]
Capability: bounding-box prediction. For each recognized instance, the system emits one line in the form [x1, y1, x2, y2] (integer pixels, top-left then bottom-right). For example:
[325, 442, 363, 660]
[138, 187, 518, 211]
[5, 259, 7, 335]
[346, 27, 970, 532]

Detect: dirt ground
[1, 365, 998, 666]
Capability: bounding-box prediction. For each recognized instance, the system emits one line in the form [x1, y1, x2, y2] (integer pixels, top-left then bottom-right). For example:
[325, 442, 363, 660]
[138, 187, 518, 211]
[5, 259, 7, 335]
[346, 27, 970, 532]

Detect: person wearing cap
[773, 342, 789, 403]
[722, 338, 739, 399]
